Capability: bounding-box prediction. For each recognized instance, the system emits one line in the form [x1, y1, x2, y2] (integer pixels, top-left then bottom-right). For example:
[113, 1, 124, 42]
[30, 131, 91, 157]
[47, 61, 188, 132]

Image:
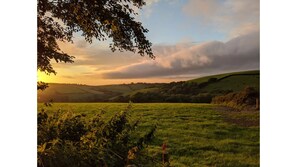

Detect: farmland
[188, 70, 259, 84]
[37, 70, 259, 103]
[38, 103, 259, 167]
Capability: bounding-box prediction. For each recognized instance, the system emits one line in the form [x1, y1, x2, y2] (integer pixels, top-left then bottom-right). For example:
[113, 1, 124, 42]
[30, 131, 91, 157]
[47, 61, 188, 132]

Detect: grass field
[188, 70, 259, 84]
[38, 103, 259, 167]
[201, 74, 260, 93]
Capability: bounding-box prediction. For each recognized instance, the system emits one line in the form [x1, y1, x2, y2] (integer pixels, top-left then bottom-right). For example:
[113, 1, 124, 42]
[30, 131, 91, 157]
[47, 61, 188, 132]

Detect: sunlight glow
[37, 70, 54, 83]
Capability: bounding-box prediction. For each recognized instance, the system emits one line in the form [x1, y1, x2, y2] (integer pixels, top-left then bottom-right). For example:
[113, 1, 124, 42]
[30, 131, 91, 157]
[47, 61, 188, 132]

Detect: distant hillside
[38, 70, 259, 103]
[38, 83, 163, 102]
[190, 70, 260, 93]
[188, 70, 259, 84]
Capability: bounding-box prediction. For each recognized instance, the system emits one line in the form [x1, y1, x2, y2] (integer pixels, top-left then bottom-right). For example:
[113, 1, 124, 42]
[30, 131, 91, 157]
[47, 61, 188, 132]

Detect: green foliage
[38, 104, 156, 167]
[121, 81, 217, 103]
[38, 0, 154, 75]
[38, 103, 259, 166]
[130, 92, 164, 103]
[212, 87, 260, 110]
[190, 93, 213, 103]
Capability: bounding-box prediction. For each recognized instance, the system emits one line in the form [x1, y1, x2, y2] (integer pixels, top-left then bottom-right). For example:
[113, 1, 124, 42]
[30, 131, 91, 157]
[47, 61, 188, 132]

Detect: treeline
[112, 78, 231, 103]
[112, 92, 214, 103]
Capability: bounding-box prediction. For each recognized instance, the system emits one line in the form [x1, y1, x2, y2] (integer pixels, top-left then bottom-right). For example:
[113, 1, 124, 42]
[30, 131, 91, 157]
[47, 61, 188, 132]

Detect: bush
[212, 87, 259, 110]
[130, 92, 165, 103]
[38, 104, 156, 167]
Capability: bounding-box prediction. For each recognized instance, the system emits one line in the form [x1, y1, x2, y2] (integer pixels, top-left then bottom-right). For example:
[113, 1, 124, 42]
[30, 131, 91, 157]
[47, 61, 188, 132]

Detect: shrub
[38, 104, 156, 167]
[212, 87, 259, 110]
[130, 92, 165, 103]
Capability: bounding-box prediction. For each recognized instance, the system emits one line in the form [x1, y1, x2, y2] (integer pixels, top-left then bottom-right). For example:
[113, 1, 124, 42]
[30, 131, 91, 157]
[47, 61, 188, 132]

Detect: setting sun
[37, 70, 55, 83]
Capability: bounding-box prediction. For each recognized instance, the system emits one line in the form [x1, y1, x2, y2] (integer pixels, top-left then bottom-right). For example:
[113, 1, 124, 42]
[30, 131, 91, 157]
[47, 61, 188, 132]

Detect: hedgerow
[38, 104, 156, 167]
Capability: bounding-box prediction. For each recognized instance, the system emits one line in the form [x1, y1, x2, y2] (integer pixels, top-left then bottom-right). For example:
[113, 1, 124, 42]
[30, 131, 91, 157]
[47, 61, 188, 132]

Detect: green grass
[38, 103, 259, 166]
[188, 70, 259, 84]
[202, 74, 260, 93]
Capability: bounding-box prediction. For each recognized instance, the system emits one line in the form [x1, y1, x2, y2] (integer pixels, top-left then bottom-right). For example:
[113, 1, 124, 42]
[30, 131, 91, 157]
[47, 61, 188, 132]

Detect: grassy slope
[38, 83, 154, 102]
[190, 70, 260, 93]
[115, 70, 260, 99]
[201, 74, 260, 92]
[189, 70, 259, 84]
[38, 103, 259, 167]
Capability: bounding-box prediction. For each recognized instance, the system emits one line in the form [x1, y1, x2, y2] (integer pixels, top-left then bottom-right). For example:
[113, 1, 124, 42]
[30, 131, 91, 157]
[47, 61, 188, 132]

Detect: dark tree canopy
[38, 0, 154, 75]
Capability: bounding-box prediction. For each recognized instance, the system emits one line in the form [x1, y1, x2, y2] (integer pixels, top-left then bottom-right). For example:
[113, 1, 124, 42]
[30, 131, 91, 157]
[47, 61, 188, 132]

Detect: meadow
[38, 103, 259, 167]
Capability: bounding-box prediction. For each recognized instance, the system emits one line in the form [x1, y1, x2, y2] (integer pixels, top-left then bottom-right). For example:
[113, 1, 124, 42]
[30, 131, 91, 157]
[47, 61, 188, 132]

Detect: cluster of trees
[112, 78, 229, 103]
[113, 92, 214, 103]
[160, 79, 218, 95]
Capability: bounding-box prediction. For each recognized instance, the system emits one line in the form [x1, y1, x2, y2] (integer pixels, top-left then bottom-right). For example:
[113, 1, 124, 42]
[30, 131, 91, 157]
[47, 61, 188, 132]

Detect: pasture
[38, 103, 259, 167]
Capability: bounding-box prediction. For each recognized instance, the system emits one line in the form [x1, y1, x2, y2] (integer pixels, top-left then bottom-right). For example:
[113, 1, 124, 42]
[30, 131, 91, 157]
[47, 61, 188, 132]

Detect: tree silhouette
[38, 0, 154, 75]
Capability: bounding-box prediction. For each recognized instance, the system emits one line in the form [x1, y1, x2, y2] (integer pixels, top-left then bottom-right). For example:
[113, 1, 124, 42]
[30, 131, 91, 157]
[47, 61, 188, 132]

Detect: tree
[38, 0, 154, 75]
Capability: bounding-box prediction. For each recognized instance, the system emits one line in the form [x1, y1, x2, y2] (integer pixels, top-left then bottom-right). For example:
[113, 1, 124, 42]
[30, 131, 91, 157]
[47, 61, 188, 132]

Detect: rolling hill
[190, 70, 260, 93]
[38, 83, 163, 102]
[188, 70, 259, 84]
[38, 70, 259, 103]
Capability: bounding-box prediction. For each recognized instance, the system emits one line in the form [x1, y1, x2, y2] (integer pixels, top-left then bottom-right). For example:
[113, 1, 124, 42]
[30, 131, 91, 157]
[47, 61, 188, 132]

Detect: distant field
[38, 103, 259, 166]
[201, 74, 260, 92]
[38, 83, 159, 102]
[188, 70, 259, 84]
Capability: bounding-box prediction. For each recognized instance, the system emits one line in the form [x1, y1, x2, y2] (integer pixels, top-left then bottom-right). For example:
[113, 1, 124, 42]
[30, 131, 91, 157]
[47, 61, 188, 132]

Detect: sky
[38, 0, 260, 85]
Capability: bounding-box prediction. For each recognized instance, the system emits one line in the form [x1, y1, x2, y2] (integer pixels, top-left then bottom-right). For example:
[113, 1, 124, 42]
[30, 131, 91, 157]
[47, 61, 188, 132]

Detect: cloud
[61, 75, 75, 79]
[53, 39, 146, 69]
[101, 30, 259, 79]
[139, 0, 160, 18]
[182, 0, 259, 37]
[75, 39, 88, 48]
[145, 0, 160, 6]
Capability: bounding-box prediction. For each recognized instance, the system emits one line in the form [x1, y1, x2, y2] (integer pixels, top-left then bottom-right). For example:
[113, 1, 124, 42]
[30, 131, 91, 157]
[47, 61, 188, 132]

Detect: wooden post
[256, 98, 259, 110]
[162, 143, 170, 166]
